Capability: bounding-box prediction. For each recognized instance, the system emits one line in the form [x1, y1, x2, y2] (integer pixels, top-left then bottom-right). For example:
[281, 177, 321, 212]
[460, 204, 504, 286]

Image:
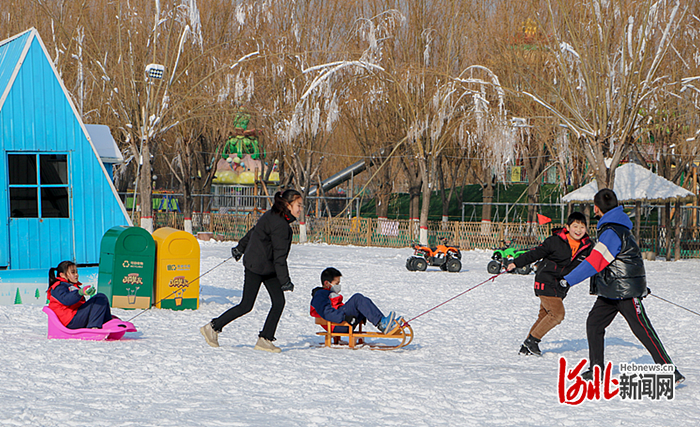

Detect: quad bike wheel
[446, 258, 461, 272]
[515, 265, 532, 275]
[439, 263, 448, 271]
[487, 260, 502, 274]
[405, 257, 416, 271]
[413, 257, 428, 271]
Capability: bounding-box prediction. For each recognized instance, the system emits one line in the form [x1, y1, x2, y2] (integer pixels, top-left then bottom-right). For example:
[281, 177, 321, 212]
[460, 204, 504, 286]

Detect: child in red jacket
[507, 212, 593, 356]
[47, 261, 112, 329]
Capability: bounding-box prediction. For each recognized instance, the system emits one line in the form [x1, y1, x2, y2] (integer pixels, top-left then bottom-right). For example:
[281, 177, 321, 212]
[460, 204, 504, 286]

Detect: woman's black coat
[236, 210, 295, 284]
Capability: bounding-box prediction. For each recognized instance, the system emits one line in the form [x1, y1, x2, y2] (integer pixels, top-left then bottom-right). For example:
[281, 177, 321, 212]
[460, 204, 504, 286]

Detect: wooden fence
[149, 212, 556, 250]
[141, 211, 700, 259]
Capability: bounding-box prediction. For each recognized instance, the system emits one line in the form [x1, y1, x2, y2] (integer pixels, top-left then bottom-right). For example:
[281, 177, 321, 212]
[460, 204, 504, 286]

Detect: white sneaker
[200, 322, 220, 348]
[254, 337, 281, 353]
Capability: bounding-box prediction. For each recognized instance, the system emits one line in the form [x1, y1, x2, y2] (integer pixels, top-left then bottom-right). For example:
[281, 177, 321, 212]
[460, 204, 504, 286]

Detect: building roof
[85, 124, 124, 164]
[0, 29, 33, 109]
[0, 28, 131, 270]
[562, 162, 695, 204]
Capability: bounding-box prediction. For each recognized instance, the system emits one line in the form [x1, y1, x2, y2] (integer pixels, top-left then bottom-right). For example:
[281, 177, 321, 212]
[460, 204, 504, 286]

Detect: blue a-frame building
[0, 29, 131, 303]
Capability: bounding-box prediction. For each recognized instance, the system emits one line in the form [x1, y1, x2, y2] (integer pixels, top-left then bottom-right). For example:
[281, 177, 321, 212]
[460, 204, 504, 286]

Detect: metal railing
[119, 190, 361, 218]
[122, 193, 700, 259]
[461, 202, 566, 223]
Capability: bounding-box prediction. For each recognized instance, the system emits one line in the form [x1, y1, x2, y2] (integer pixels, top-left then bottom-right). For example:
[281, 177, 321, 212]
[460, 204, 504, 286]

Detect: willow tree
[524, 0, 687, 189]
[237, 1, 361, 241]
[84, 1, 225, 232]
[342, 10, 406, 220]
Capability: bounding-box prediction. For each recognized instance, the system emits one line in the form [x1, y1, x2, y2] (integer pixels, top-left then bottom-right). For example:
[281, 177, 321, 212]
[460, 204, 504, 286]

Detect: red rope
[404, 272, 504, 324]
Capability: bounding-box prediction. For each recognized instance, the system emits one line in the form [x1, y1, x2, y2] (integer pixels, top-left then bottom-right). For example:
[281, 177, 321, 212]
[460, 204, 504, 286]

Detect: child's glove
[79, 285, 96, 297]
[231, 246, 243, 261]
[641, 287, 651, 299]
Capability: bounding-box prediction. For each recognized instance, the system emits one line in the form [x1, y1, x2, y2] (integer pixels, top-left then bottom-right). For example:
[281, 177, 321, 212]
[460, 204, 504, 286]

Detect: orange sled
[314, 316, 414, 350]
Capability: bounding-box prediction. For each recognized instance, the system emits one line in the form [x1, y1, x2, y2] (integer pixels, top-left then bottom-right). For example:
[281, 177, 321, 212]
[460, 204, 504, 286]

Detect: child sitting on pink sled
[47, 261, 113, 329]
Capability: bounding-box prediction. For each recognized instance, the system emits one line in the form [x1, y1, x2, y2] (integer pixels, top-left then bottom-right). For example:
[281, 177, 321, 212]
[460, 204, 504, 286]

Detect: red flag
[537, 213, 551, 225]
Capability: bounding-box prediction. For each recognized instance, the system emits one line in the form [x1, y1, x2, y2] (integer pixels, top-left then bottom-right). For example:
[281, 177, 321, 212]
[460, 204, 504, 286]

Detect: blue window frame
[8, 153, 69, 218]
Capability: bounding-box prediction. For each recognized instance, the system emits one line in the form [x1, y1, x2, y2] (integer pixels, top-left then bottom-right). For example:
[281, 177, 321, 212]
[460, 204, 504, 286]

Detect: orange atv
[406, 239, 462, 272]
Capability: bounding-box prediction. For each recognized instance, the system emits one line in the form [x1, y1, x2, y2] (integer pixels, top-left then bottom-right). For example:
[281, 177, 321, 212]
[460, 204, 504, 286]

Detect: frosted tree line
[1, 0, 698, 242]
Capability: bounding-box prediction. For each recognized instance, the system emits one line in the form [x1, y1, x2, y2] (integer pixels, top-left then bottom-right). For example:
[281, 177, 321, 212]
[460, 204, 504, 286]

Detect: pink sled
[42, 306, 137, 341]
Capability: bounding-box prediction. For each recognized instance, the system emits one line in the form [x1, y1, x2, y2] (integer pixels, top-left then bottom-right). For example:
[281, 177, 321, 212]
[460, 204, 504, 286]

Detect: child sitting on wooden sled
[47, 261, 113, 329]
[310, 267, 400, 334]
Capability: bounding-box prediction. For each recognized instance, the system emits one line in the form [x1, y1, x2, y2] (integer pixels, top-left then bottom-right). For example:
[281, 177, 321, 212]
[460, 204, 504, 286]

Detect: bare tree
[524, 0, 688, 189]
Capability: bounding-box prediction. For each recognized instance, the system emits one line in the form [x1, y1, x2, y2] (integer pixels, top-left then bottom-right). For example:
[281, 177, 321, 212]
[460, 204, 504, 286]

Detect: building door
[7, 153, 73, 269]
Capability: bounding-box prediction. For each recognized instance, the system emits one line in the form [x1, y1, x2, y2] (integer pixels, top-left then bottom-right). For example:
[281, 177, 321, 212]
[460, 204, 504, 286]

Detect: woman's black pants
[211, 269, 286, 341]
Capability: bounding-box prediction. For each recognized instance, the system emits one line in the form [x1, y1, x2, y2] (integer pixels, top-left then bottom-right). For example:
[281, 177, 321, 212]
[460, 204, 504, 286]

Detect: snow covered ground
[1, 242, 698, 426]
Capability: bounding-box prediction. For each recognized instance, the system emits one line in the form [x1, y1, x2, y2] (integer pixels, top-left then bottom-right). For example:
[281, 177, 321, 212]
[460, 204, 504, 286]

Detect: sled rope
[404, 272, 504, 324]
[650, 294, 700, 317]
[126, 256, 233, 322]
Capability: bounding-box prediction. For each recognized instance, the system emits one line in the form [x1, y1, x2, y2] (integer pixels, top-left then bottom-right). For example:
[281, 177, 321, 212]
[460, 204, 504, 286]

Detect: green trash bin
[98, 226, 156, 309]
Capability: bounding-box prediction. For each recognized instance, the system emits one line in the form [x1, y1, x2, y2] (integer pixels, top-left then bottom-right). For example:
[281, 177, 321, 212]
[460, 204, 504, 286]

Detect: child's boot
[377, 311, 397, 334]
[675, 369, 685, 386]
[521, 334, 542, 356]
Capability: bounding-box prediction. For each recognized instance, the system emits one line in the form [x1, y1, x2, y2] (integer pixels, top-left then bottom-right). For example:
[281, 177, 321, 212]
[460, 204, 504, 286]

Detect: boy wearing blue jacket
[310, 267, 400, 334]
[562, 189, 684, 385]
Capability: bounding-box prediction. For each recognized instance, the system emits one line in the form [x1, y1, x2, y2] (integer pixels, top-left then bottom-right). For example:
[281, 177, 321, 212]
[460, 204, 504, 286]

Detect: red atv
[406, 239, 462, 272]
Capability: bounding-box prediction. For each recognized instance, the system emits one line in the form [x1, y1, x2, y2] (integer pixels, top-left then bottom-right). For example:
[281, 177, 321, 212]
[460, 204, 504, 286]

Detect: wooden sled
[314, 316, 413, 351]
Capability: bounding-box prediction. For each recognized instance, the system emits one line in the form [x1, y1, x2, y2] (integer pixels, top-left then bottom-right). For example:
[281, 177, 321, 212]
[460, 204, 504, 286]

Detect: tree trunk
[481, 169, 494, 224]
[418, 157, 433, 245]
[634, 201, 641, 244]
[374, 157, 392, 219]
[438, 157, 449, 222]
[674, 201, 682, 261]
[139, 140, 154, 233]
[409, 185, 421, 221]
[526, 183, 540, 225]
[376, 191, 391, 218]
[290, 151, 323, 244]
[181, 142, 195, 234]
[664, 202, 671, 261]
[439, 155, 461, 224]
[400, 156, 422, 238]
[522, 131, 546, 227]
[580, 136, 625, 192]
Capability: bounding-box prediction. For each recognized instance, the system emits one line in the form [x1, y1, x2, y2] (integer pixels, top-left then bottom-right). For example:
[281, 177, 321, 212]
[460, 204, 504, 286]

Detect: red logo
[558, 358, 620, 405]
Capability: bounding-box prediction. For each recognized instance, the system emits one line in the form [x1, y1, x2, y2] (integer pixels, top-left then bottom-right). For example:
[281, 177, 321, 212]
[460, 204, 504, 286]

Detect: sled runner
[42, 306, 137, 341]
[314, 316, 414, 350]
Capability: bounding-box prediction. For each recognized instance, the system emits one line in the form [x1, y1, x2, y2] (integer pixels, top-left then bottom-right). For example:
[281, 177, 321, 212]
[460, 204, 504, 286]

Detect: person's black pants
[586, 296, 674, 369]
[211, 269, 285, 341]
[67, 293, 112, 329]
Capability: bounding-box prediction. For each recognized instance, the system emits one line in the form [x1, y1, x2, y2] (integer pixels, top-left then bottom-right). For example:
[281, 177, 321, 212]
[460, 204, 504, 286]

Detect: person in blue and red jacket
[507, 212, 593, 356]
[562, 188, 684, 385]
[310, 267, 400, 335]
[47, 260, 112, 329]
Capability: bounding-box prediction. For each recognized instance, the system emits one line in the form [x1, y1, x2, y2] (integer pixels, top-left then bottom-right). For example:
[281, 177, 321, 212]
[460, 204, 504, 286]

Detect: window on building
[8, 153, 69, 218]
